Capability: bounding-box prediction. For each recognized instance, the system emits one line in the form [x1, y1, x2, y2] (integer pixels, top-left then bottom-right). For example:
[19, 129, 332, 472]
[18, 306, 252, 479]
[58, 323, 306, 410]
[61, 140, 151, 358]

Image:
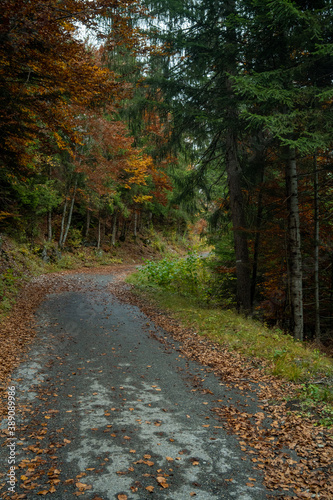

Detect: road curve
[0, 272, 281, 499]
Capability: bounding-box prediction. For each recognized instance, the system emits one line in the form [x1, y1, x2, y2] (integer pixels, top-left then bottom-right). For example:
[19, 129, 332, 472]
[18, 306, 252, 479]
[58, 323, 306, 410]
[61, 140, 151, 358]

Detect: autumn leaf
[75, 482, 92, 491]
[156, 476, 169, 488]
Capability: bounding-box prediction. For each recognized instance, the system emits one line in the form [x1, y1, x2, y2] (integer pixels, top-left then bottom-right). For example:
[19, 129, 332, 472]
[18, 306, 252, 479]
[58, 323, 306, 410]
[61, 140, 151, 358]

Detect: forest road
[0, 271, 281, 500]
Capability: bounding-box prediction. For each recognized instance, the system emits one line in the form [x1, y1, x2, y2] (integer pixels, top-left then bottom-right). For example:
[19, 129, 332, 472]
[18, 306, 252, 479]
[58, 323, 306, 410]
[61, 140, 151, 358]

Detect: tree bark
[47, 163, 53, 243]
[47, 210, 52, 242]
[225, 129, 252, 313]
[286, 146, 303, 340]
[133, 210, 137, 238]
[85, 207, 91, 239]
[111, 211, 117, 247]
[59, 196, 68, 247]
[61, 178, 77, 248]
[97, 217, 101, 249]
[223, 1, 251, 313]
[313, 153, 320, 341]
[251, 184, 264, 307]
[120, 220, 127, 242]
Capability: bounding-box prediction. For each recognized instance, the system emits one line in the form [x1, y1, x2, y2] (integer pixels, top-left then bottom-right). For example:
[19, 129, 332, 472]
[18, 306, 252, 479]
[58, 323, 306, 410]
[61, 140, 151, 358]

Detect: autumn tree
[0, 0, 139, 187]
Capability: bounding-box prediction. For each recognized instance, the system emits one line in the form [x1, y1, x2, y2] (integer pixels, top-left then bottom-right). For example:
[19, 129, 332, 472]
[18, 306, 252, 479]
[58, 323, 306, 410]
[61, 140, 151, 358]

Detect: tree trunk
[97, 217, 101, 249]
[251, 185, 264, 307]
[286, 146, 303, 340]
[223, 1, 251, 313]
[111, 211, 117, 246]
[148, 211, 152, 228]
[120, 220, 127, 242]
[133, 211, 137, 238]
[47, 210, 52, 242]
[314, 153, 320, 341]
[225, 129, 251, 313]
[61, 178, 77, 248]
[47, 163, 53, 243]
[85, 207, 91, 239]
[59, 196, 68, 247]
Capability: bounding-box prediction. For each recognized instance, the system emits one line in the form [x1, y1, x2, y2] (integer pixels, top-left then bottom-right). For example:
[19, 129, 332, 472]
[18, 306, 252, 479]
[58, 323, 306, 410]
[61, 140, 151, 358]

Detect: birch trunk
[59, 196, 68, 247]
[61, 178, 77, 248]
[111, 212, 117, 246]
[286, 147, 303, 340]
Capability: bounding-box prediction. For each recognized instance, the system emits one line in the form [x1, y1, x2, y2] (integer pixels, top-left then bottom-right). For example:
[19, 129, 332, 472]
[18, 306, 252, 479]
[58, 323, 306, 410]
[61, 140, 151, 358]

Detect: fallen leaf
[75, 482, 92, 491]
[146, 486, 154, 492]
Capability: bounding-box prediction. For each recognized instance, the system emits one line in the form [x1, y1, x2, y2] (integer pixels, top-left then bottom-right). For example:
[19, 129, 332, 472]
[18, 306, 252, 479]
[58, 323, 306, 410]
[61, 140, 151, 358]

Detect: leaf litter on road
[0, 265, 332, 499]
[110, 276, 333, 500]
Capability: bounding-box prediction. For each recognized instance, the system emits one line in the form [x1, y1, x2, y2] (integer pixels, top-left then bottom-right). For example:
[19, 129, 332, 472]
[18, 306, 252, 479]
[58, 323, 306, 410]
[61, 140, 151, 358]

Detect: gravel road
[0, 272, 282, 499]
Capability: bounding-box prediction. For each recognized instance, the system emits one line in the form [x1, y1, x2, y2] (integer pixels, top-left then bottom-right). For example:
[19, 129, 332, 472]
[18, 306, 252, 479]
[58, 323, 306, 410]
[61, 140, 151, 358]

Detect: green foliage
[66, 228, 82, 249]
[130, 267, 333, 386]
[136, 252, 238, 306]
[13, 178, 61, 215]
[301, 383, 333, 404]
[138, 253, 211, 300]
[299, 383, 333, 426]
[0, 269, 19, 299]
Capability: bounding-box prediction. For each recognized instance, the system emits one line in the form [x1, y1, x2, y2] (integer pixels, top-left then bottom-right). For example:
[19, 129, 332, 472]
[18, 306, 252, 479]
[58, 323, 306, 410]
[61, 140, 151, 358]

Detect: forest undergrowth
[128, 254, 333, 427]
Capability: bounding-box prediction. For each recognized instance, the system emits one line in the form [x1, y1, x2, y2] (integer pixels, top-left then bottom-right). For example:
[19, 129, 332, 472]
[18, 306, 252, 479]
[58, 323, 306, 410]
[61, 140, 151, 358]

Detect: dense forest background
[1, 0, 333, 345]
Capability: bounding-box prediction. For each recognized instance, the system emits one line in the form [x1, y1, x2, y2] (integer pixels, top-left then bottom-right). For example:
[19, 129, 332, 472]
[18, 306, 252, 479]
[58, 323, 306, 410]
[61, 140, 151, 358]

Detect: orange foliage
[0, 0, 140, 173]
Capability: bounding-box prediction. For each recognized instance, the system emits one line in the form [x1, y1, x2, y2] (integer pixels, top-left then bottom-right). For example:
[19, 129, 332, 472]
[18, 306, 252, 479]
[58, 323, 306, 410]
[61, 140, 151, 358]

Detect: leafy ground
[0, 269, 279, 499]
[1, 243, 332, 498]
[114, 267, 333, 499]
[0, 232, 190, 416]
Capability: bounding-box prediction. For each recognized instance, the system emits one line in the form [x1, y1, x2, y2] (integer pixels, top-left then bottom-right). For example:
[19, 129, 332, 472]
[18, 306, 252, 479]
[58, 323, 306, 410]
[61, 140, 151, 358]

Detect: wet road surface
[0, 273, 282, 499]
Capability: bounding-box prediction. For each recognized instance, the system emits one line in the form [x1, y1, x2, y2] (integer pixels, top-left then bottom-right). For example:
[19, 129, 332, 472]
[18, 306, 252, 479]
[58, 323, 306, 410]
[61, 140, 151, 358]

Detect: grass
[128, 266, 333, 424]
[128, 276, 333, 382]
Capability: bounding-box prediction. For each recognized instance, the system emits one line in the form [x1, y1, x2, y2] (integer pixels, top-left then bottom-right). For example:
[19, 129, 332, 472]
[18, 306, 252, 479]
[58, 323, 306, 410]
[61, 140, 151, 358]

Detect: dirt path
[0, 268, 331, 499]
